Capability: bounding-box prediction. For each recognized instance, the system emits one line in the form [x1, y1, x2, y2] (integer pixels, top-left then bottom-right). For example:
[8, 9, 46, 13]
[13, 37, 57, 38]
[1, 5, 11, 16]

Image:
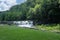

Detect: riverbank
[0, 25, 60, 40]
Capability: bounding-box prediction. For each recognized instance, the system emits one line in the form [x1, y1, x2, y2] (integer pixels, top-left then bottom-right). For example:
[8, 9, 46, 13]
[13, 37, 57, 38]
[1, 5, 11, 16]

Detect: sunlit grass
[36, 24, 60, 32]
[0, 25, 60, 40]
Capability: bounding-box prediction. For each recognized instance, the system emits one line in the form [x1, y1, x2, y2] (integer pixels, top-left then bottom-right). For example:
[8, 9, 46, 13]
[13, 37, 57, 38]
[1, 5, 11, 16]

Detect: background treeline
[0, 0, 60, 24]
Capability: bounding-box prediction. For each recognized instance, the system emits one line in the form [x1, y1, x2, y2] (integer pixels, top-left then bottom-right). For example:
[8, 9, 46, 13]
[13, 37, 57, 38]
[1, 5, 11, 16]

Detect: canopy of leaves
[0, 0, 60, 24]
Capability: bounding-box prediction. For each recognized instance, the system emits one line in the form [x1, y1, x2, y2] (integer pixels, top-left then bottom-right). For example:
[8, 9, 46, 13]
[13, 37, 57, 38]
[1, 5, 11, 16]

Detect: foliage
[0, 0, 60, 24]
[36, 24, 60, 32]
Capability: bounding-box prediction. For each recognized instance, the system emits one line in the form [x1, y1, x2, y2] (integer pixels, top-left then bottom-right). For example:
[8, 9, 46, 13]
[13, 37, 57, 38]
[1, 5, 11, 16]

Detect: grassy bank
[0, 25, 60, 40]
[36, 24, 60, 32]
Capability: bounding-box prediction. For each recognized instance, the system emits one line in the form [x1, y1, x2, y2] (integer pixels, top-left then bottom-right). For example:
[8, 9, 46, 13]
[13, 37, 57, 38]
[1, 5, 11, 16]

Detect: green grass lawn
[0, 25, 60, 40]
[36, 24, 60, 32]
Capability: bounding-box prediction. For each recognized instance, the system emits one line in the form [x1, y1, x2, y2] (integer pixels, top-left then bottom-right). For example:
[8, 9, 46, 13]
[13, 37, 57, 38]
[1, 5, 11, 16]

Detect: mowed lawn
[0, 25, 60, 40]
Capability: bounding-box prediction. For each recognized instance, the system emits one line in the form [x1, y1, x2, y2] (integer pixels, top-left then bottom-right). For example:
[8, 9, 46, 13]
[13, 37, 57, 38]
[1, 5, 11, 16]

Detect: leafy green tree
[0, 0, 60, 24]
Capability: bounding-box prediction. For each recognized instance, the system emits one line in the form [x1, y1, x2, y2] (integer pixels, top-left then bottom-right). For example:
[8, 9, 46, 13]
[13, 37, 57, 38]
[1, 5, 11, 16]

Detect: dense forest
[0, 0, 60, 24]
